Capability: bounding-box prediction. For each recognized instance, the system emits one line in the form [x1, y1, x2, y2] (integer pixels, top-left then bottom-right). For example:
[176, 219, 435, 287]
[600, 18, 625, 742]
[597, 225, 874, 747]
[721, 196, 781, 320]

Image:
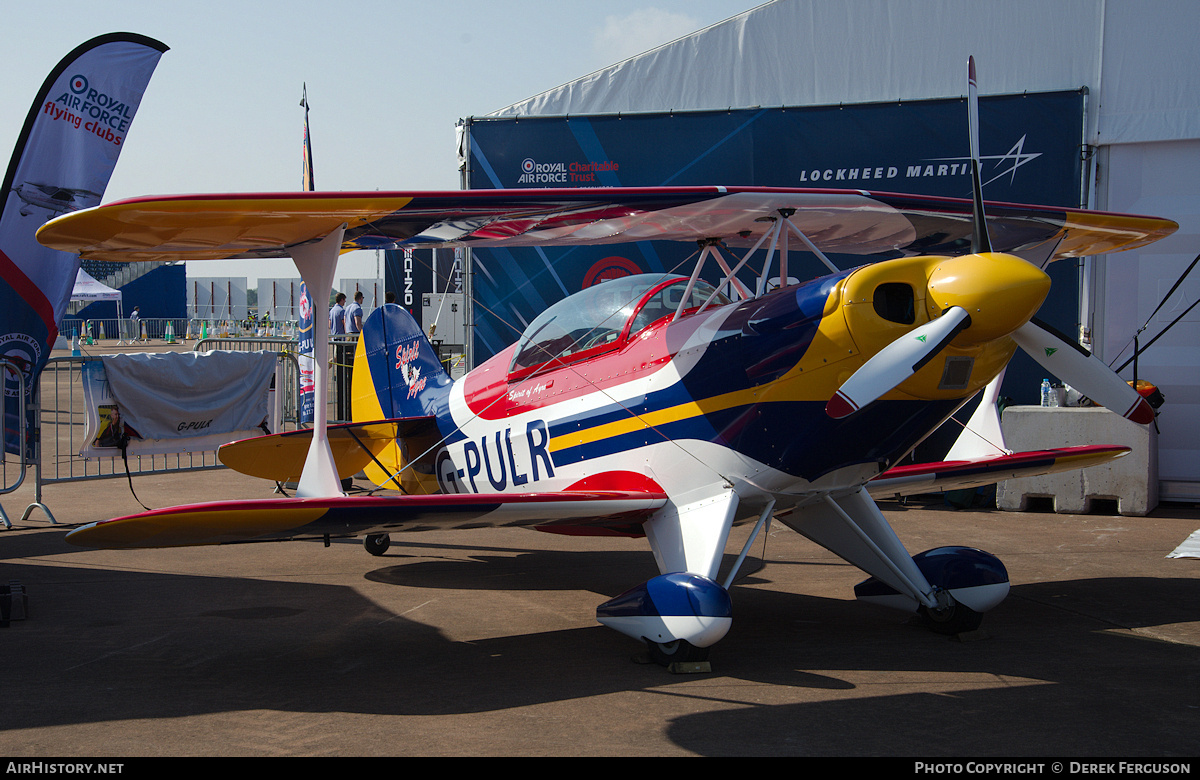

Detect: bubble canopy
[509, 273, 730, 379]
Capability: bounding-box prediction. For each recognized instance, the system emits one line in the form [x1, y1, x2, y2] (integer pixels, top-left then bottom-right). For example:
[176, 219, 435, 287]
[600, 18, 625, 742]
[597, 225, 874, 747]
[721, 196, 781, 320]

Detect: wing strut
[721, 499, 775, 589]
[752, 208, 839, 297]
[783, 209, 839, 274]
[289, 223, 348, 498]
[677, 207, 845, 320]
[675, 239, 752, 320]
[944, 372, 1011, 461]
[703, 227, 779, 311]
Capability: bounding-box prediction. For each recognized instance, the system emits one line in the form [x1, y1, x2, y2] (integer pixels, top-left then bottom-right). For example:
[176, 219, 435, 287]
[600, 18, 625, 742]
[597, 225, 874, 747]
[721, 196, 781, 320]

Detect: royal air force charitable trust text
[515, 160, 981, 186]
[913, 763, 1191, 775]
[517, 160, 621, 184]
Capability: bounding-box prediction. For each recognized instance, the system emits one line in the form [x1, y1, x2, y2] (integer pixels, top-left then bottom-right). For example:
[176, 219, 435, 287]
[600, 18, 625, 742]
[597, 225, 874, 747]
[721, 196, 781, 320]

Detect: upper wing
[36, 187, 1176, 264]
[865, 444, 1130, 499]
[63, 489, 668, 549]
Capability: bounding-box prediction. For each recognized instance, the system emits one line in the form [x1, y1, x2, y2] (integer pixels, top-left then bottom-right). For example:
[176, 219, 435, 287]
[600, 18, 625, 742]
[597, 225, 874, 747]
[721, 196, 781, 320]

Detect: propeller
[824, 56, 1155, 426]
[824, 250, 1051, 419]
[826, 307, 971, 419]
[1012, 319, 1154, 424]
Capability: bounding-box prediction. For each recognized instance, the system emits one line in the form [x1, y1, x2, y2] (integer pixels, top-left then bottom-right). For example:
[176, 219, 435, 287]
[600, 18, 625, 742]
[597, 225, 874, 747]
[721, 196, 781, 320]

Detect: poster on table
[79, 352, 275, 459]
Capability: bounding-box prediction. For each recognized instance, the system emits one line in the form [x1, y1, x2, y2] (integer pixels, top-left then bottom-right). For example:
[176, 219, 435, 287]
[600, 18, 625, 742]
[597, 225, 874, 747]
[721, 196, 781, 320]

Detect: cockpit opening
[509, 273, 730, 379]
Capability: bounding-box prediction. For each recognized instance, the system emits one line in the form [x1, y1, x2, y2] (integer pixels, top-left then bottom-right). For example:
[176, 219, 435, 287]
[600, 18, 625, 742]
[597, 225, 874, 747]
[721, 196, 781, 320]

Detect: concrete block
[996, 406, 1158, 516]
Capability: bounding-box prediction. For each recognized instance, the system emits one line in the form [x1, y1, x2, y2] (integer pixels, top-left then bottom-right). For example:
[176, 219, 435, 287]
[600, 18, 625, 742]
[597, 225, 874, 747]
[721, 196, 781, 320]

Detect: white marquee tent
[70, 268, 123, 317]
[490, 0, 1200, 499]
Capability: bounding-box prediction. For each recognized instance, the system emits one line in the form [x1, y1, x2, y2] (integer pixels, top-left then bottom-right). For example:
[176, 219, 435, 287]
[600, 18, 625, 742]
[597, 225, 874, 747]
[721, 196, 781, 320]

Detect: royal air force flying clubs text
[45, 74, 137, 146]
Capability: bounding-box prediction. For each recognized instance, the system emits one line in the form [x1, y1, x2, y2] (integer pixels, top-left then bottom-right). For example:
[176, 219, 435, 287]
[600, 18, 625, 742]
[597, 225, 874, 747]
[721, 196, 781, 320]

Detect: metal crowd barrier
[1, 358, 28, 529]
[11, 348, 300, 526]
[61, 317, 300, 346]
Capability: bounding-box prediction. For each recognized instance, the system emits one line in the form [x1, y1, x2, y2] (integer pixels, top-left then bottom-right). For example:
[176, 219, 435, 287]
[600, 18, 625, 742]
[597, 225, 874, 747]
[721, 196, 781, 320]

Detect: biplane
[36, 60, 1176, 665]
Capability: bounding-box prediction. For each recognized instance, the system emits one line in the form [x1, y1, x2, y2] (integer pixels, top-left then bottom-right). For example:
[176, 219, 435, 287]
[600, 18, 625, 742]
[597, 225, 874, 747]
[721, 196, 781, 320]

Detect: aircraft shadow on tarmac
[669, 578, 1200, 756]
[3, 533, 1198, 756]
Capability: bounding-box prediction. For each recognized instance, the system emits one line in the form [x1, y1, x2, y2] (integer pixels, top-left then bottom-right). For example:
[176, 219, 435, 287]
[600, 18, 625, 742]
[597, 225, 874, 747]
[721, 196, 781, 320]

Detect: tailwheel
[364, 534, 391, 556]
[918, 598, 983, 636]
[646, 638, 710, 667]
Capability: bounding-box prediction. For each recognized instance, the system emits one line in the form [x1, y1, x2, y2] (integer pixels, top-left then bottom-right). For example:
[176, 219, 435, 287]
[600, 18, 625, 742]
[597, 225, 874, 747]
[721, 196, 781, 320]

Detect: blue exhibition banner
[463, 90, 1086, 379]
[297, 282, 315, 424]
[1, 33, 168, 455]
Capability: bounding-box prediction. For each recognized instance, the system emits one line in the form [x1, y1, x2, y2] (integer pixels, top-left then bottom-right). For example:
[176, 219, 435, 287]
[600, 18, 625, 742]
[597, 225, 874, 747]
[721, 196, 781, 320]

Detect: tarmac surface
[3, 468, 1198, 758]
[1, 343, 1198, 757]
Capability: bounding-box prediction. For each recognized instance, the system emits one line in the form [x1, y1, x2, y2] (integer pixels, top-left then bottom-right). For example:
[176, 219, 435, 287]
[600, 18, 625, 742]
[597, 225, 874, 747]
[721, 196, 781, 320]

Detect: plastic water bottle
[1040, 378, 1057, 407]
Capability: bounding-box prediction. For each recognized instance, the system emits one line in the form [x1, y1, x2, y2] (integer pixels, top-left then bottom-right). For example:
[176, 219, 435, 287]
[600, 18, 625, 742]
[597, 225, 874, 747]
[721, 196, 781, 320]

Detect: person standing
[345, 291, 364, 336]
[329, 293, 346, 336]
[129, 306, 141, 342]
[337, 291, 365, 423]
[328, 292, 349, 421]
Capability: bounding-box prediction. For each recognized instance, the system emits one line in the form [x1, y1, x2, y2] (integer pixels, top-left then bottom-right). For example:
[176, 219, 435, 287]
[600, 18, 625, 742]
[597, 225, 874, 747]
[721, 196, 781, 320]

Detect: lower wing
[64, 489, 668, 549]
[866, 445, 1129, 499]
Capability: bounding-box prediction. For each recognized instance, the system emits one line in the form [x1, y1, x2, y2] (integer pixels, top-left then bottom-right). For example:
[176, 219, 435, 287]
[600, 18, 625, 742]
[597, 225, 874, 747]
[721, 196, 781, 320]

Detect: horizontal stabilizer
[63, 489, 669, 549]
[218, 418, 437, 483]
[866, 445, 1130, 499]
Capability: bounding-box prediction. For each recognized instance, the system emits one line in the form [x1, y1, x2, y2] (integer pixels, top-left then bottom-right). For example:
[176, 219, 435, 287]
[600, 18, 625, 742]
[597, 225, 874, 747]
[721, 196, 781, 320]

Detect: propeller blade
[968, 55, 993, 254]
[827, 307, 972, 419]
[1012, 319, 1155, 424]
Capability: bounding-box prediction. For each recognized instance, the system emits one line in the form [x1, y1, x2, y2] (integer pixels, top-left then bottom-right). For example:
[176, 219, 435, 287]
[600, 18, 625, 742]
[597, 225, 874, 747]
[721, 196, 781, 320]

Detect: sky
[1, 0, 762, 287]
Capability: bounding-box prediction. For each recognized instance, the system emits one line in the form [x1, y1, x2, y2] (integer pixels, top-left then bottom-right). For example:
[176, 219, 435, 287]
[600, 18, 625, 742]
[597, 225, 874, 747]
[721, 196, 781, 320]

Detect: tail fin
[351, 303, 452, 422]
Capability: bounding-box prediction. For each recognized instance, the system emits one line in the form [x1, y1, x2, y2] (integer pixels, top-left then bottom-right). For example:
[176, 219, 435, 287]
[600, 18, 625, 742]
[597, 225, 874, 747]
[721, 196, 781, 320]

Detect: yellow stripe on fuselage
[549, 390, 758, 453]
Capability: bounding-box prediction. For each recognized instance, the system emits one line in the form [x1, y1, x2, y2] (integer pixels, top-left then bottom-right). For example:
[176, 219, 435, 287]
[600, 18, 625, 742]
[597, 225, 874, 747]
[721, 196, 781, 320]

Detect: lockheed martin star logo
[930, 135, 1042, 188]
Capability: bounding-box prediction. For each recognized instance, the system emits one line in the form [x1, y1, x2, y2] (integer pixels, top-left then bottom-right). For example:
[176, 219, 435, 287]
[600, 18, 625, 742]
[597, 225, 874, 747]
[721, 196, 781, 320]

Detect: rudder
[351, 304, 451, 422]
